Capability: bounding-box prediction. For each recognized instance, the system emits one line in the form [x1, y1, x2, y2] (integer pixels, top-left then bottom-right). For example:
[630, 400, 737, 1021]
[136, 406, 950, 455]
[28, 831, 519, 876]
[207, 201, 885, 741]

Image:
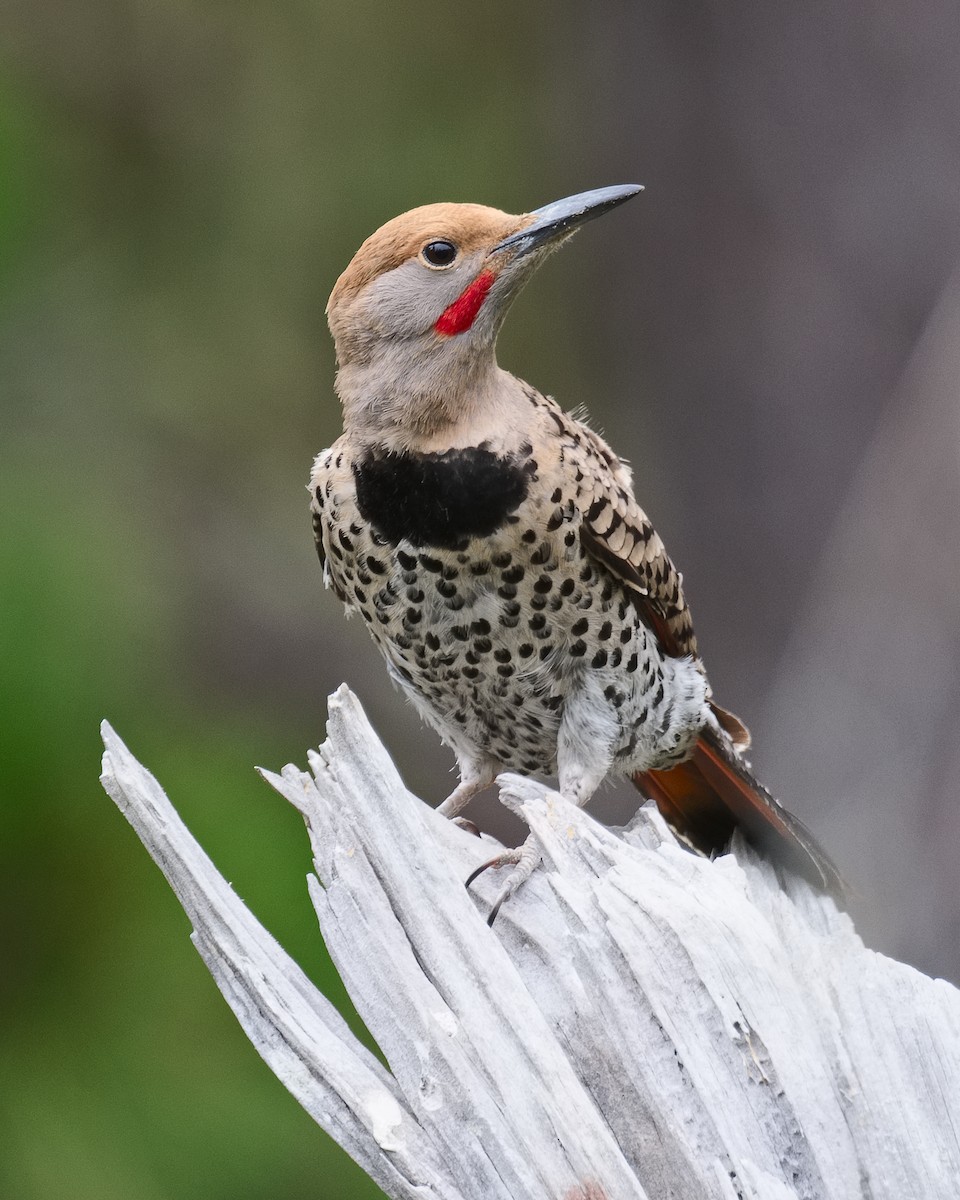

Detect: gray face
[355, 249, 492, 342]
[340, 237, 557, 355]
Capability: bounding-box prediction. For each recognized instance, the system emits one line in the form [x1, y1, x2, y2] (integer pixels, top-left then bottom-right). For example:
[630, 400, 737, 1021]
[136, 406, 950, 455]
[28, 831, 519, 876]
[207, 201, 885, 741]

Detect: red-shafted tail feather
[634, 724, 845, 897]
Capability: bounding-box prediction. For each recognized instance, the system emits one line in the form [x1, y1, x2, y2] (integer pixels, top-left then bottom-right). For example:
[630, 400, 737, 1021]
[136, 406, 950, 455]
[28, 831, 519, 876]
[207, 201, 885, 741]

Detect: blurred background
[3, 1, 960, 1196]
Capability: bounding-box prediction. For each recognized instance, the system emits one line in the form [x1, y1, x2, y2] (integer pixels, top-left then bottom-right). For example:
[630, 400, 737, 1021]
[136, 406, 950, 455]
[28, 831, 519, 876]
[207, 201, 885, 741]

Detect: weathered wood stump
[100, 685, 960, 1199]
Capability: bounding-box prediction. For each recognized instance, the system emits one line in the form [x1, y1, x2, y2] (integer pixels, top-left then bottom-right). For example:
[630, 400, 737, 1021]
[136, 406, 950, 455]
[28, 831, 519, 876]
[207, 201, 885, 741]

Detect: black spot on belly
[353, 447, 530, 549]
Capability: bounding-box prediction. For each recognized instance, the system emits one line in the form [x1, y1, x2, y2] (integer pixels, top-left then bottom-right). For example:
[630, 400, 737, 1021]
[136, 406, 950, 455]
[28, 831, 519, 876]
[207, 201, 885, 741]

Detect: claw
[465, 836, 541, 925]
[465, 847, 522, 890]
[486, 894, 507, 927]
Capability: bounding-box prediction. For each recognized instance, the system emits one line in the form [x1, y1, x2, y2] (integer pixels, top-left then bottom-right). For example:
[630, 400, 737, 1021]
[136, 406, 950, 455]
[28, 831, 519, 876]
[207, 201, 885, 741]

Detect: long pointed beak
[491, 184, 643, 258]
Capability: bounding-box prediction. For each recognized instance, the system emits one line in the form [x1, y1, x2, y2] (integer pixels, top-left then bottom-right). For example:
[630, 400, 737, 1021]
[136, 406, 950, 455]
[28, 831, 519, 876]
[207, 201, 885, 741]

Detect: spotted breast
[311, 387, 708, 792]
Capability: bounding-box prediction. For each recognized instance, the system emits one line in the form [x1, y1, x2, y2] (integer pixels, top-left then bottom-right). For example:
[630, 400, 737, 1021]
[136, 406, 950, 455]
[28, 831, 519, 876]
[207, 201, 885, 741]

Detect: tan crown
[327, 203, 529, 315]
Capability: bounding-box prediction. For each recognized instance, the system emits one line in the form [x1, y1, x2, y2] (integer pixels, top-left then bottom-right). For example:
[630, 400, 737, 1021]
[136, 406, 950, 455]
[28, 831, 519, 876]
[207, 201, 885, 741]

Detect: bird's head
[327, 185, 642, 444]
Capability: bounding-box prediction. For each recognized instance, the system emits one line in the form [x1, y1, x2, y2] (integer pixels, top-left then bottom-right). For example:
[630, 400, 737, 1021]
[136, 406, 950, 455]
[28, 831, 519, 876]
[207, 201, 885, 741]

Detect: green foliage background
[0, 4, 604, 1197]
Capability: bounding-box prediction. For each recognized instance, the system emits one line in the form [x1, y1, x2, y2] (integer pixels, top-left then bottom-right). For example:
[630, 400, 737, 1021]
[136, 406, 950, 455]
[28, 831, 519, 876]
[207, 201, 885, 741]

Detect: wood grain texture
[101, 688, 960, 1199]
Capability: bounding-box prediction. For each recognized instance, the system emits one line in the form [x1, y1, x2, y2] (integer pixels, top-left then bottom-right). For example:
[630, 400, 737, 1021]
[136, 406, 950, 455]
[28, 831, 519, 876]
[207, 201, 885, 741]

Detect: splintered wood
[100, 685, 960, 1200]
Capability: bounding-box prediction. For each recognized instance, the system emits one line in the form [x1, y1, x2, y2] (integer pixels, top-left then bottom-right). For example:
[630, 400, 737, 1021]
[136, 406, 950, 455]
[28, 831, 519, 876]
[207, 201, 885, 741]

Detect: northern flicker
[311, 185, 842, 918]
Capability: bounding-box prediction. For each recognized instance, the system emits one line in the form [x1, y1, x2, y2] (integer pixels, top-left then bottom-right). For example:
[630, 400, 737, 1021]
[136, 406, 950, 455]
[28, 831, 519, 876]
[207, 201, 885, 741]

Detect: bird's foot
[465, 833, 542, 926]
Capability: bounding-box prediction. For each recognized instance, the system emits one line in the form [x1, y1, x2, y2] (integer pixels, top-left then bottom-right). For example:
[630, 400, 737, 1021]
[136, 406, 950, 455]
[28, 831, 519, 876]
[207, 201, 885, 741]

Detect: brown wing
[569, 420, 697, 658]
[540, 401, 842, 891]
[569, 411, 751, 750]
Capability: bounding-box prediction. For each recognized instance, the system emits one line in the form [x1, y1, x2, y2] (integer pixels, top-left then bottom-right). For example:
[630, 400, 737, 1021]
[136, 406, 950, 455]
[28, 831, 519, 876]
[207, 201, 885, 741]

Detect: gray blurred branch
[100, 687, 960, 1199]
[759, 262, 960, 974]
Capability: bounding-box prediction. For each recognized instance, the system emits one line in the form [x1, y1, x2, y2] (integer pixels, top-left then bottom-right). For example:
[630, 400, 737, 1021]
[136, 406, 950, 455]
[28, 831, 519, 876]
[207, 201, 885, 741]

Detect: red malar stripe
[434, 270, 496, 336]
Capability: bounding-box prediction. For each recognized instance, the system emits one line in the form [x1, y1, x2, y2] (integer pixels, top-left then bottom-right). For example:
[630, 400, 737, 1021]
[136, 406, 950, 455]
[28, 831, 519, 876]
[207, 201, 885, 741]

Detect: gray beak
[492, 184, 643, 258]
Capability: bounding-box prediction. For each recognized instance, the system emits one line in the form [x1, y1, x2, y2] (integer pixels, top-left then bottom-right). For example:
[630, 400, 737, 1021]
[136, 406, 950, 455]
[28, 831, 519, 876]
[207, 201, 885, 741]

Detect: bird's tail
[633, 722, 845, 896]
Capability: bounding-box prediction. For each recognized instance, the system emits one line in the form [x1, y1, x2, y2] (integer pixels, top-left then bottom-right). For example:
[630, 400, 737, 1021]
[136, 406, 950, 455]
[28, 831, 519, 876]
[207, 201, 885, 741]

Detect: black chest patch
[353, 447, 531, 549]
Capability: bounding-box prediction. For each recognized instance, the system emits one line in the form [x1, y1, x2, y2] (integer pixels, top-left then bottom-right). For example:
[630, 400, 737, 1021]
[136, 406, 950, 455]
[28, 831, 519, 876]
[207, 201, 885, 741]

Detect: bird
[310, 184, 843, 920]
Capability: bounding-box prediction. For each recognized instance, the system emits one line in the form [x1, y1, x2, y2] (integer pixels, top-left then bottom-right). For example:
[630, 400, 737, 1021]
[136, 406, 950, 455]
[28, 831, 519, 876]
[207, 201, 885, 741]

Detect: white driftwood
[100, 686, 960, 1200]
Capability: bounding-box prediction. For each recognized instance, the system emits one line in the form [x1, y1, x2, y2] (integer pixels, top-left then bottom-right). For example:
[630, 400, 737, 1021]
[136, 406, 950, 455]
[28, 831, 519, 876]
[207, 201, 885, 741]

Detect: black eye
[421, 240, 458, 267]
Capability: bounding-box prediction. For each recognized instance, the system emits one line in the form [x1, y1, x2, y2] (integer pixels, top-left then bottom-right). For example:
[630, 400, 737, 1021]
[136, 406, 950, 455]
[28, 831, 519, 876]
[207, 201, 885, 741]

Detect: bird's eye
[421, 240, 458, 268]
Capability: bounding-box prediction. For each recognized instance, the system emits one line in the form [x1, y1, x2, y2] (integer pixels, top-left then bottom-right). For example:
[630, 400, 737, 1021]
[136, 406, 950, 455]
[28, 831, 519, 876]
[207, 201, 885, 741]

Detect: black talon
[465, 858, 497, 889]
[465, 859, 510, 922]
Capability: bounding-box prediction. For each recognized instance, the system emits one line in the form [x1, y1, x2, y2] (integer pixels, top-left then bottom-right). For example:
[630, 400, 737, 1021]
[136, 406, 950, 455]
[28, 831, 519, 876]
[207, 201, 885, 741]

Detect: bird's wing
[560, 409, 752, 749]
[309, 442, 353, 602]
[568, 418, 698, 660]
[310, 446, 334, 573]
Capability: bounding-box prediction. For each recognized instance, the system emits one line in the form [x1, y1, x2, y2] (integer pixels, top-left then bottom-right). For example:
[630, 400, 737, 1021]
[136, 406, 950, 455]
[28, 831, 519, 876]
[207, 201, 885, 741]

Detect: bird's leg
[474, 761, 607, 923]
[436, 757, 498, 821]
[469, 694, 617, 924]
[554, 686, 618, 807]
